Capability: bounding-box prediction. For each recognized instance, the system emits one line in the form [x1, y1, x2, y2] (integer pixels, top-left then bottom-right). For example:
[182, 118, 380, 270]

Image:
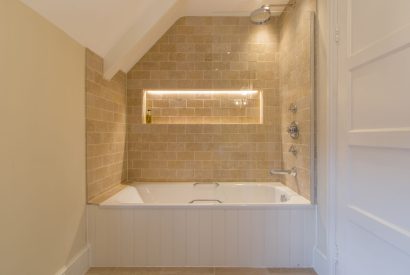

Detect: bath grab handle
[189, 199, 223, 204]
[270, 167, 297, 177]
[193, 182, 220, 187]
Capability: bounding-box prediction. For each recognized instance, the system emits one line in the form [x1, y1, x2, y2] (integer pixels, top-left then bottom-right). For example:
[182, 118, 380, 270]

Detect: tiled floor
[86, 267, 317, 275]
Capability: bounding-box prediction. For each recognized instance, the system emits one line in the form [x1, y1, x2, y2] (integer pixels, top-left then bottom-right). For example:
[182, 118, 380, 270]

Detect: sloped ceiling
[20, 0, 290, 79]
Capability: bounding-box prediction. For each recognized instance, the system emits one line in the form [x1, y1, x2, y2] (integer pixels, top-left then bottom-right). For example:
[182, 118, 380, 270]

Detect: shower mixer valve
[287, 121, 299, 139]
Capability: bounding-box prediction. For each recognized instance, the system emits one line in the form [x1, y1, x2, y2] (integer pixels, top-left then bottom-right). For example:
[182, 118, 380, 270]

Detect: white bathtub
[88, 182, 315, 268]
[101, 182, 310, 206]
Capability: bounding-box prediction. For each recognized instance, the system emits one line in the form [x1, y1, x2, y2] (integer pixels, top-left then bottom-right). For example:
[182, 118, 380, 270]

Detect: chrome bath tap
[270, 167, 297, 177]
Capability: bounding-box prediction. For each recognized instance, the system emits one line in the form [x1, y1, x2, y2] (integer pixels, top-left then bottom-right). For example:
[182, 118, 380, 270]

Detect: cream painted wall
[0, 1, 87, 274]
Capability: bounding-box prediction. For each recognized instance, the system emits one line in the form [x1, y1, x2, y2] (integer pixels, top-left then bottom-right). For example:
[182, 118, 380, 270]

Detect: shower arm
[264, 1, 296, 9]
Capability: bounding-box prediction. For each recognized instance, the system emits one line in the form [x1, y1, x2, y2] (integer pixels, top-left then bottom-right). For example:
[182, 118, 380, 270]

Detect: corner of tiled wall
[86, 49, 128, 201]
[278, 0, 317, 200]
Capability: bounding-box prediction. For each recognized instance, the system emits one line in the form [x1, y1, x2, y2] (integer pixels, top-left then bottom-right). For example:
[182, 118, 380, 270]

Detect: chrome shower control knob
[289, 145, 298, 156]
[287, 121, 299, 139]
[288, 103, 297, 113]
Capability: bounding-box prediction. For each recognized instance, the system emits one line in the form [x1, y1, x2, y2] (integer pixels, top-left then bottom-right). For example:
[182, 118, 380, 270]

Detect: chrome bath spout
[270, 167, 297, 177]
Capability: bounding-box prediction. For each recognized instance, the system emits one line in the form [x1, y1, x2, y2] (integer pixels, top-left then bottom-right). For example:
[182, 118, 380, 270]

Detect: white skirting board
[55, 245, 90, 275]
[313, 247, 329, 275]
[88, 205, 315, 268]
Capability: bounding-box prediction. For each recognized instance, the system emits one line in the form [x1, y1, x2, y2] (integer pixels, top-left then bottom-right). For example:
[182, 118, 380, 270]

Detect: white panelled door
[336, 0, 410, 274]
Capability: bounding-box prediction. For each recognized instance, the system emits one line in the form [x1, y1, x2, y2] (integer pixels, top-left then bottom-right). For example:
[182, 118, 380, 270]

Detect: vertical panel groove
[88, 206, 314, 268]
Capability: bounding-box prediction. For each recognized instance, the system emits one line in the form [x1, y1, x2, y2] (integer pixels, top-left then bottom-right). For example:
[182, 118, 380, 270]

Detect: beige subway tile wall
[279, 0, 316, 200]
[127, 17, 284, 182]
[86, 11, 315, 199]
[86, 50, 127, 200]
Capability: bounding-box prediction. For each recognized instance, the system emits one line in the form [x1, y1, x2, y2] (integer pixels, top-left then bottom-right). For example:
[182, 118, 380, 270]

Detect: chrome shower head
[250, 5, 271, 25]
[250, 2, 295, 25]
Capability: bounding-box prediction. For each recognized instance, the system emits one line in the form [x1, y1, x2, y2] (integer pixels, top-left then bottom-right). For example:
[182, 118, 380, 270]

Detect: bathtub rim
[91, 181, 313, 208]
[95, 203, 315, 210]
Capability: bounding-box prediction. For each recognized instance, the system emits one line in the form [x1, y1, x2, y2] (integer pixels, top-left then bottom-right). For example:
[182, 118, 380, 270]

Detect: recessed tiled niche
[143, 90, 263, 124]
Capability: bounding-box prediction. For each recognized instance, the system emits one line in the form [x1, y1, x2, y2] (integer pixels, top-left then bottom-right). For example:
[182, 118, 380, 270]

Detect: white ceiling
[20, 0, 290, 79]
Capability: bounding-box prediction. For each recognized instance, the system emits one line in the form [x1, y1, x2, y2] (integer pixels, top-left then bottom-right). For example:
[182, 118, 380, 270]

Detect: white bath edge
[98, 204, 315, 210]
[100, 182, 311, 207]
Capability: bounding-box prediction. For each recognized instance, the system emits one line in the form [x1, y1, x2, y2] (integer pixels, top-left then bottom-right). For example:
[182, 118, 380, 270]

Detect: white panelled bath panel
[88, 205, 315, 268]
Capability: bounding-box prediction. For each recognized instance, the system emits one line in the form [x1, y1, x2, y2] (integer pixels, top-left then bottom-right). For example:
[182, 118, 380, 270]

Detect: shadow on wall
[63, 210, 88, 272]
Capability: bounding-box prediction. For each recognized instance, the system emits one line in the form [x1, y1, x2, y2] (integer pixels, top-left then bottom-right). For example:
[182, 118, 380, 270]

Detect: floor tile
[160, 267, 214, 275]
[268, 268, 317, 275]
[86, 267, 317, 275]
[215, 267, 270, 275]
[87, 267, 162, 275]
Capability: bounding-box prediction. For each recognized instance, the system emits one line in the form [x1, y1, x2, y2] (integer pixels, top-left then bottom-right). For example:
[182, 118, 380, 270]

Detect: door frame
[328, 0, 410, 274]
